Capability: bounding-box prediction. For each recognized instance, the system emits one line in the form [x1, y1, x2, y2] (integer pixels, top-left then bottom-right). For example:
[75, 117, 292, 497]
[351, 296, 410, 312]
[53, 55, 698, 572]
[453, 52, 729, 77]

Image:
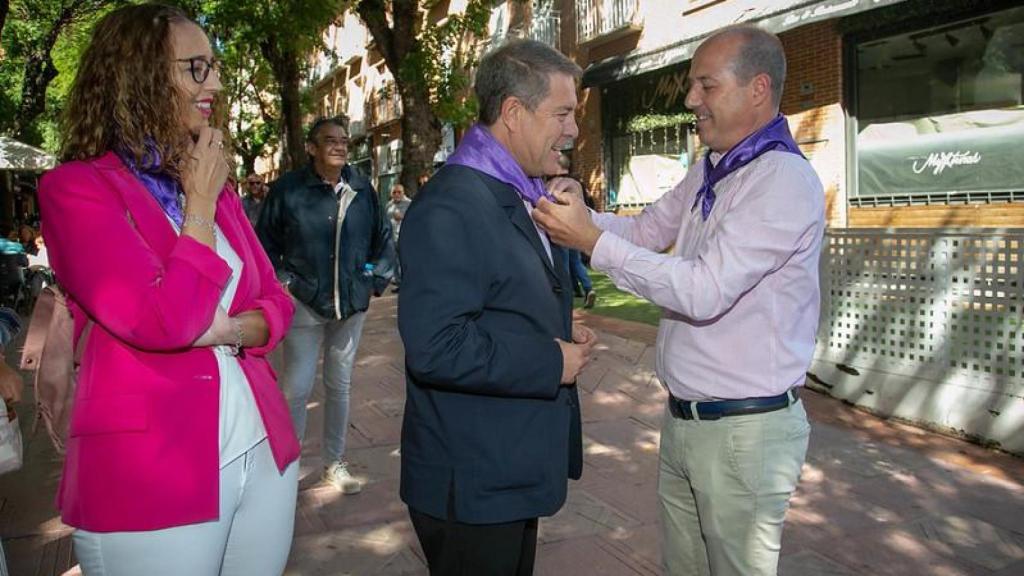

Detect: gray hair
[475, 39, 582, 126]
[715, 25, 786, 107]
[306, 116, 347, 142]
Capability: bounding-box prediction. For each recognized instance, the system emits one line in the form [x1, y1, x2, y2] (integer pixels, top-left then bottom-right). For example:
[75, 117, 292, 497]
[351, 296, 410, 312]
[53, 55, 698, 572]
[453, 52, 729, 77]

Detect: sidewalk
[2, 292, 1023, 575]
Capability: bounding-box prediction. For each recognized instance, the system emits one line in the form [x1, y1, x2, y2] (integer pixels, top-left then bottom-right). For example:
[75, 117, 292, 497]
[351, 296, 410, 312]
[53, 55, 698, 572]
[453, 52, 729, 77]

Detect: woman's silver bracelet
[229, 318, 245, 357]
[183, 213, 216, 234]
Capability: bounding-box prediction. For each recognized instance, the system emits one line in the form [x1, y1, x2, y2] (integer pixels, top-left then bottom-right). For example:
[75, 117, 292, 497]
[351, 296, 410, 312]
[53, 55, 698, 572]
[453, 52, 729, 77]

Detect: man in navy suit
[397, 39, 596, 576]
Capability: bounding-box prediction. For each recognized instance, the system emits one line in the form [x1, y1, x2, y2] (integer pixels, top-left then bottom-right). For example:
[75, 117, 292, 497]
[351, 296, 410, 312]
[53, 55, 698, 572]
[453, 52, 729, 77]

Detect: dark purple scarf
[117, 144, 185, 228]
[446, 124, 552, 207]
[693, 113, 803, 220]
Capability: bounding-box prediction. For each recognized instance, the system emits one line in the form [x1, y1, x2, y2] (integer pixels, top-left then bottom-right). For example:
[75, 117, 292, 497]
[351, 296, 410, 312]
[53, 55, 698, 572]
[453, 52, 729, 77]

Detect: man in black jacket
[257, 117, 392, 494]
[398, 40, 595, 575]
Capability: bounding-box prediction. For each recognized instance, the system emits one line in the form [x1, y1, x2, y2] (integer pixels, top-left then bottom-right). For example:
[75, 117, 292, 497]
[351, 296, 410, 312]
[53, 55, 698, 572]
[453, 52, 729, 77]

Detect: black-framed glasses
[175, 56, 221, 84]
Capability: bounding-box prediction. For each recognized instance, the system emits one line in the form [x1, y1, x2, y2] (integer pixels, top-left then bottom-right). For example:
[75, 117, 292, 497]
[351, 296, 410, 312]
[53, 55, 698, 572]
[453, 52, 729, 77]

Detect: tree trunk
[13, 52, 58, 139]
[0, 0, 10, 45]
[357, 0, 440, 193]
[239, 152, 257, 176]
[398, 83, 441, 194]
[12, 2, 73, 140]
[278, 60, 305, 171]
[260, 39, 305, 171]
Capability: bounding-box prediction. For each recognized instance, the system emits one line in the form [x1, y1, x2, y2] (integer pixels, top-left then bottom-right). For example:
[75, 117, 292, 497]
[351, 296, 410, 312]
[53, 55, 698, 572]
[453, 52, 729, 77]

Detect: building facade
[563, 0, 1023, 229]
[307, 1, 564, 199]
[296, 0, 1023, 224]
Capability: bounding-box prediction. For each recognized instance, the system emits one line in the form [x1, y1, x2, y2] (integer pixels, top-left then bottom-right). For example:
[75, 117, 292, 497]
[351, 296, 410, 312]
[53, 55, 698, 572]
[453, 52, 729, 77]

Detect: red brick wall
[780, 21, 848, 228]
[571, 18, 850, 217]
[780, 21, 843, 114]
[561, 0, 607, 211]
[575, 87, 605, 211]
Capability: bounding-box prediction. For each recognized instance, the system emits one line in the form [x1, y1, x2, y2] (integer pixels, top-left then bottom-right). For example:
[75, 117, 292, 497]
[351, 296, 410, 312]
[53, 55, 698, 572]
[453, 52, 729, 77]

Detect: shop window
[852, 6, 1024, 206]
[603, 66, 695, 208]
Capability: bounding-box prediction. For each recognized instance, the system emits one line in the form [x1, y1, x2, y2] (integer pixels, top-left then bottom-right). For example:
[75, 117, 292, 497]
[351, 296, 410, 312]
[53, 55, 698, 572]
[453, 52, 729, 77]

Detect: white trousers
[73, 438, 298, 576]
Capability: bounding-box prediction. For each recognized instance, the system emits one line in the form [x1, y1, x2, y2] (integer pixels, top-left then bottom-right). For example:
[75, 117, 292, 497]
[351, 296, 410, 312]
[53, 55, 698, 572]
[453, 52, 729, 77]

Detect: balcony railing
[576, 0, 640, 45]
[366, 86, 402, 128]
[527, 11, 561, 50]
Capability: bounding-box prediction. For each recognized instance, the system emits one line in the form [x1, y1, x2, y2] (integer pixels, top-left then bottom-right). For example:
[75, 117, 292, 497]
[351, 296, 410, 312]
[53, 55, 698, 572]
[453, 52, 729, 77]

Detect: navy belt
[668, 389, 799, 421]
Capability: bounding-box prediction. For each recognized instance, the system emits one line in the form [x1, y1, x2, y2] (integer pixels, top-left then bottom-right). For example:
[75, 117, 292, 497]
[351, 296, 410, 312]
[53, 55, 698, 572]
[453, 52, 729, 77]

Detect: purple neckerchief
[117, 144, 184, 228]
[446, 124, 551, 207]
[693, 113, 804, 221]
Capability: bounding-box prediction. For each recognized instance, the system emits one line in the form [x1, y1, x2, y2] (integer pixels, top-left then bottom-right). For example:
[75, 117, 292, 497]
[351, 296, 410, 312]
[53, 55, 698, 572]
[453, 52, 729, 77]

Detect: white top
[212, 224, 267, 466]
[591, 150, 826, 401]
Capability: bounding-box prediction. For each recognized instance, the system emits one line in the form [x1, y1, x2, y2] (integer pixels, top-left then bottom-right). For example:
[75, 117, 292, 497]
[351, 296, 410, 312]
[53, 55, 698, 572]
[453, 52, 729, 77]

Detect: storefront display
[603, 66, 695, 207]
[853, 5, 1023, 203]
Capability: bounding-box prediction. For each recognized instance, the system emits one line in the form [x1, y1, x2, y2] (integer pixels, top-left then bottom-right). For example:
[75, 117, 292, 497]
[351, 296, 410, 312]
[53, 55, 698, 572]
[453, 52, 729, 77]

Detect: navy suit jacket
[397, 164, 583, 524]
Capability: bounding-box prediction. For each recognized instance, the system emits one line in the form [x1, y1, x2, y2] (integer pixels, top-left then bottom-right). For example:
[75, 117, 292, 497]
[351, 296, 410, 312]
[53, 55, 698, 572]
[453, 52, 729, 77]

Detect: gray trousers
[658, 398, 810, 576]
[280, 298, 367, 465]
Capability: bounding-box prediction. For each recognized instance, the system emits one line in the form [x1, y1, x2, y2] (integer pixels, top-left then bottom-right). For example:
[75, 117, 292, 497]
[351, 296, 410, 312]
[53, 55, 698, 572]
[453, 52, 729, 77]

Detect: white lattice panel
[817, 229, 1023, 392]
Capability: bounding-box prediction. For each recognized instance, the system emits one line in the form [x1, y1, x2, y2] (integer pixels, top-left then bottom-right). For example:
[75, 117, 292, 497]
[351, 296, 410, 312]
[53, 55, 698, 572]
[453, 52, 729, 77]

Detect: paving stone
[286, 521, 425, 576]
[539, 488, 643, 544]
[5, 293, 1024, 576]
[312, 479, 409, 531]
[578, 473, 659, 529]
[582, 419, 660, 478]
[779, 549, 856, 576]
[600, 520, 662, 569]
[991, 557, 1024, 576]
[808, 522, 992, 576]
[912, 514, 1024, 571]
[581, 388, 650, 423]
[535, 535, 660, 576]
[577, 354, 615, 393]
[2, 532, 76, 576]
[593, 332, 649, 365]
[349, 405, 402, 447]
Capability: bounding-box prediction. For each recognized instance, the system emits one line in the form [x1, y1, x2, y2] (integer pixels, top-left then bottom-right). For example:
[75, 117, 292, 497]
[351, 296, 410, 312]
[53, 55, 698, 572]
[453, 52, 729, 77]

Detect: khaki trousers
[658, 398, 810, 576]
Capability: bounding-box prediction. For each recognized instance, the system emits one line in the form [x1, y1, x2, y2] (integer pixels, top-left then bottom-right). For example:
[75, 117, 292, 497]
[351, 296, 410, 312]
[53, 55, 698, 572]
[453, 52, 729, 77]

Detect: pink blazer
[38, 152, 299, 532]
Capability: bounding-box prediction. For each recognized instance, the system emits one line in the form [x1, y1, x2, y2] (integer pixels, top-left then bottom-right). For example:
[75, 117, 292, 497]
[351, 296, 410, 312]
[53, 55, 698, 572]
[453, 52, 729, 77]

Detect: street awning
[0, 136, 56, 172]
[582, 0, 911, 87]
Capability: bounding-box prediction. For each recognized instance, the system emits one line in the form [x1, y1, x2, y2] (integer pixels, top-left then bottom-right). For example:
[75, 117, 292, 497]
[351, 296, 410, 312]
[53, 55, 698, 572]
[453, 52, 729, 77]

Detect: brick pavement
[2, 292, 1023, 575]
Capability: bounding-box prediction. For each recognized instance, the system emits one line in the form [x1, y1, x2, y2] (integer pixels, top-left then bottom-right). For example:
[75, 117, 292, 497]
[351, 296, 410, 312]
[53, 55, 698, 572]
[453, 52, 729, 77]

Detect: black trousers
[409, 506, 539, 576]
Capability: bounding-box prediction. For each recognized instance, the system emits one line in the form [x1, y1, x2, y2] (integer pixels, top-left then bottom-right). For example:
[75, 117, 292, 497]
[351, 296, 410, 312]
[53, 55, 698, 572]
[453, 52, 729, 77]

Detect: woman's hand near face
[180, 126, 227, 247]
[182, 127, 228, 208]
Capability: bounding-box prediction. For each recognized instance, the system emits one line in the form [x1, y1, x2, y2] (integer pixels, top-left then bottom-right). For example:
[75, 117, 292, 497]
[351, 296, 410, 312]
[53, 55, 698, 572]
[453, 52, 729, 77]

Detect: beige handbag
[20, 285, 90, 455]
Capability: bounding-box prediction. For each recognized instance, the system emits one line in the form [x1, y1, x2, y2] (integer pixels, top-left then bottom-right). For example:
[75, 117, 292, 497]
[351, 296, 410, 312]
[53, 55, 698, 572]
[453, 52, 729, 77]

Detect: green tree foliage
[218, 39, 279, 177]
[0, 0, 117, 149]
[353, 0, 490, 192]
[181, 0, 345, 171]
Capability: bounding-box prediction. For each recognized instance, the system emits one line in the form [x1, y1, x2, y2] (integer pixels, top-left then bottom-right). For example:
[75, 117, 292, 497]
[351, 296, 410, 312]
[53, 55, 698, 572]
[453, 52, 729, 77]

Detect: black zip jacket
[256, 164, 393, 320]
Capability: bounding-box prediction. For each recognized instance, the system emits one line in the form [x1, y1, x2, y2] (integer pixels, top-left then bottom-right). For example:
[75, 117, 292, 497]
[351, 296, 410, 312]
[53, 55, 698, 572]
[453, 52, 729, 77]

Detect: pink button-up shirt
[590, 150, 825, 401]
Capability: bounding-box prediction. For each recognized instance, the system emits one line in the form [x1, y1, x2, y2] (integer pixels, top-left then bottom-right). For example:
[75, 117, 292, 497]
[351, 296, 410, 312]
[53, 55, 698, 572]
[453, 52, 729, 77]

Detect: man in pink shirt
[535, 25, 825, 576]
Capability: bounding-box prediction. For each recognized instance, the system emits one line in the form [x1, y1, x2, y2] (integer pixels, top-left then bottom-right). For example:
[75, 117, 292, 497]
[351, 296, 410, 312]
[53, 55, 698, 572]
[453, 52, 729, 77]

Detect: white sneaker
[322, 461, 363, 494]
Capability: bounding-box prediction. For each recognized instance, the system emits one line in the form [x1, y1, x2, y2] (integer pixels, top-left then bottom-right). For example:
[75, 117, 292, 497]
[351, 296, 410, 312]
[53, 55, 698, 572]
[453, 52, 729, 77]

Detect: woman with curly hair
[37, 4, 299, 574]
